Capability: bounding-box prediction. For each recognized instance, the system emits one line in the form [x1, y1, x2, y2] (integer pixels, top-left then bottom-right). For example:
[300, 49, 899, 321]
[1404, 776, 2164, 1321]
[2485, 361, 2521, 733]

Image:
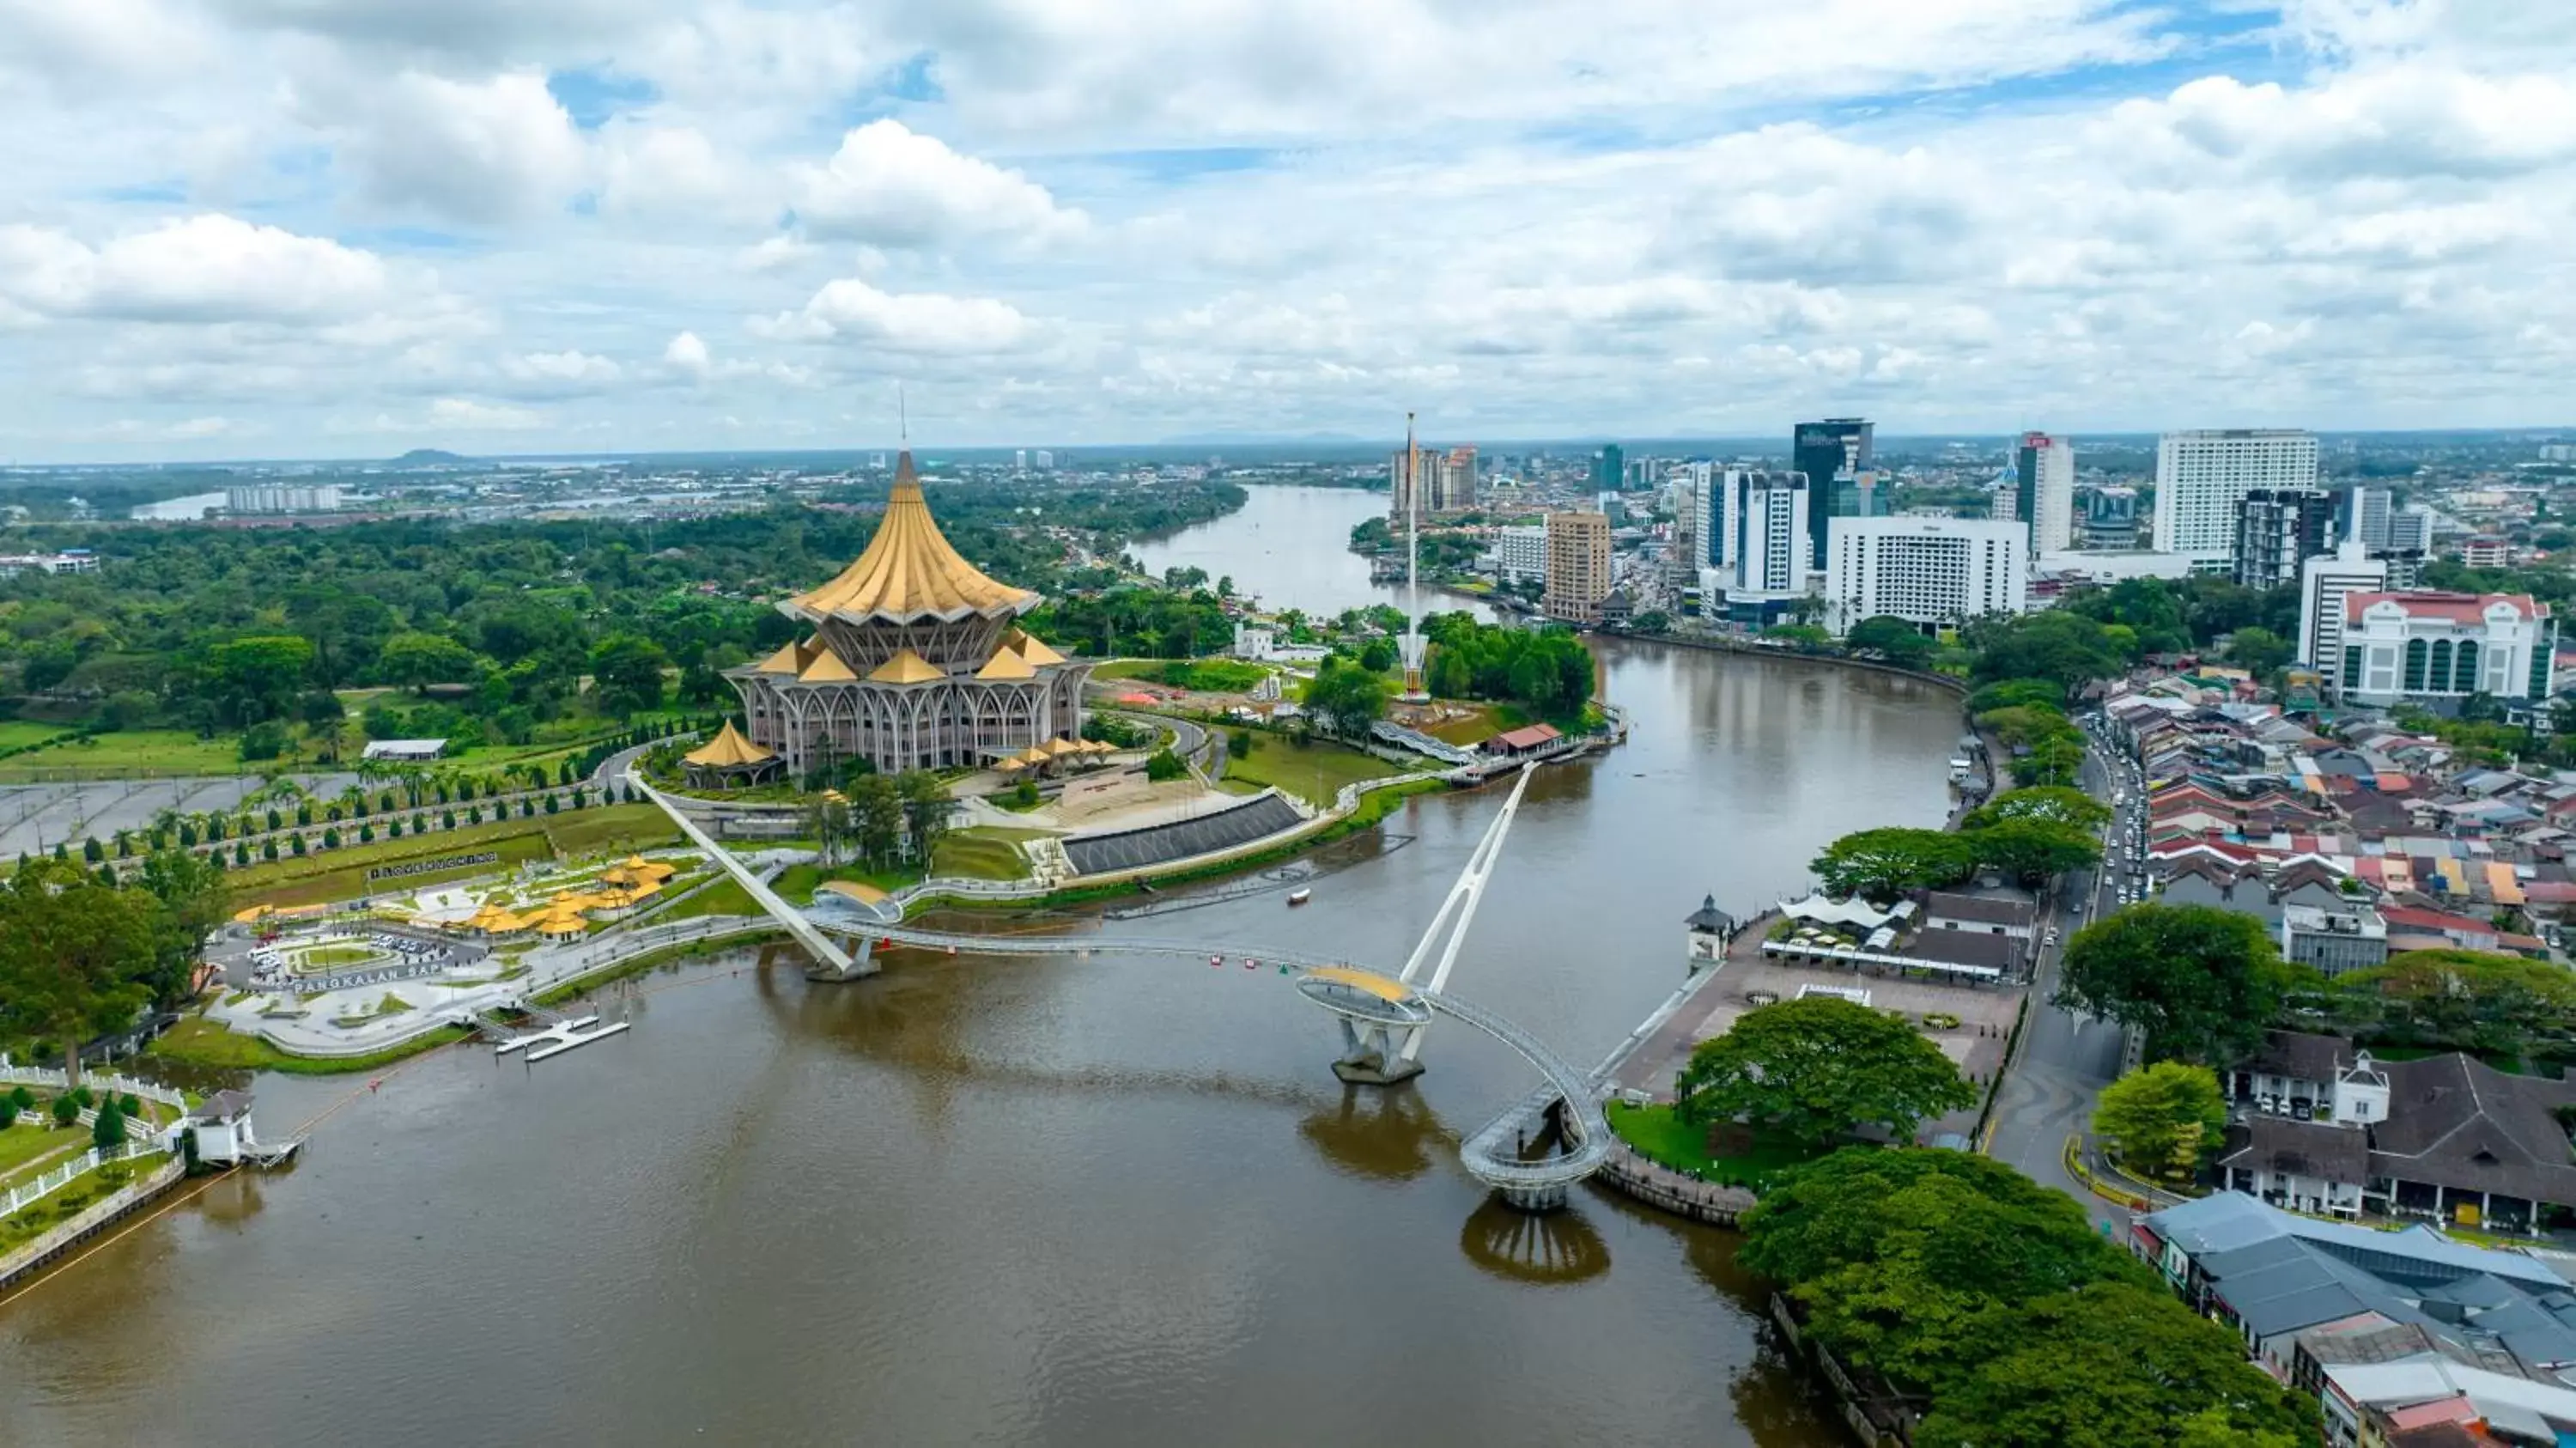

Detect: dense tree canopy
[1744, 1147, 2312, 1445]
[1963, 611, 2125, 699]
[1845, 614, 1936, 666]
[1916, 1284, 2314, 1448]
[1810, 827, 1975, 901]
[0, 479, 1243, 740]
[1961, 786, 2111, 833]
[0, 854, 218, 1081]
[1741, 1148, 2157, 1390]
[1674, 998, 1976, 1146]
[1421, 612, 1595, 716]
[2057, 904, 2289, 1064]
[2329, 948, 2576, 1062]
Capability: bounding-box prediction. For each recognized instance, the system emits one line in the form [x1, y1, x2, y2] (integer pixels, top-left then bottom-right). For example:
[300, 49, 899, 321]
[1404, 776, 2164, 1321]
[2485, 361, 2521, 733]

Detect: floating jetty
[489, 1011, 630, 1062]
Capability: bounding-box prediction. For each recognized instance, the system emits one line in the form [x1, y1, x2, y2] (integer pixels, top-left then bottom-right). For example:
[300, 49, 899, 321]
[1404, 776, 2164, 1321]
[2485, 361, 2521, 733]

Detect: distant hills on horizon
[12, 424, 2573, 473]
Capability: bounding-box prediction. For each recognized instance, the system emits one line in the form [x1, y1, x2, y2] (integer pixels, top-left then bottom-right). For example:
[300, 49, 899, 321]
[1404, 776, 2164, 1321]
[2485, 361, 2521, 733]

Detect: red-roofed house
[2378, 905, 2500, 952]
[2339, 593, 2555, 707]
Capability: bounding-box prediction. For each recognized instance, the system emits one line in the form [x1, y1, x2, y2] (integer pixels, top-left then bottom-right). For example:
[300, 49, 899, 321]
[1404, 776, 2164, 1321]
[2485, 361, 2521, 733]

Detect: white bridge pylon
[1333, 762, 1536, 1085]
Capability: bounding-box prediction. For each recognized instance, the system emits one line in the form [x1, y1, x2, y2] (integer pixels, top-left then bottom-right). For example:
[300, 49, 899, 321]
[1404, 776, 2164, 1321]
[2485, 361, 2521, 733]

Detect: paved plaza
[1610, 925, 2026, 1146]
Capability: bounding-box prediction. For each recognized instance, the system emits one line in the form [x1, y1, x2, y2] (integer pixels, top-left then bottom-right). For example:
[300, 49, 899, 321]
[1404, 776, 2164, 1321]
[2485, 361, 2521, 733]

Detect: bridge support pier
[1498, 1182, 1570, 1213]
[1332, 1020, 1425, 1085]
[805, 933, 880, 983]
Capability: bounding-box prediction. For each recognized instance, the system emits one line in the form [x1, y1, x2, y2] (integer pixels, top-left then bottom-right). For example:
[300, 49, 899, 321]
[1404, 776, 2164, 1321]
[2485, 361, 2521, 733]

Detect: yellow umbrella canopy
[1041, 737, 1082, 758]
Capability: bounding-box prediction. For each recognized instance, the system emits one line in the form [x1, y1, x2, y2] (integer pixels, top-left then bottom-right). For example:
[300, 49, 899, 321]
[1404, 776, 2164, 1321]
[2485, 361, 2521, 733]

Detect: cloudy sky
[0, 0, 2568, 462]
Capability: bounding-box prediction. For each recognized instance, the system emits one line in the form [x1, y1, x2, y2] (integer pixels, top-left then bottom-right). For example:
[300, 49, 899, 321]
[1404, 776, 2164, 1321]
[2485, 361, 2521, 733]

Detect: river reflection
[0, 486, 1962, 1448]
[1297, 1082, 1447, 1182]
[1457, 1198, 1612, 1286]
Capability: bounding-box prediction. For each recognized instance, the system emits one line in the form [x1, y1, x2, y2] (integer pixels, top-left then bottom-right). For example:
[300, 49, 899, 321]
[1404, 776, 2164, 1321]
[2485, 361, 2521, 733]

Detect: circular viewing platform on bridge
[1293, 966, 1433, 1028]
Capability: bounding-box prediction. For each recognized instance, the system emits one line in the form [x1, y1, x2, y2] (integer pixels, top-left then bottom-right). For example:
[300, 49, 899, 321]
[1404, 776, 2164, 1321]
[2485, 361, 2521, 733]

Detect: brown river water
[0, 485, 1958, 1446]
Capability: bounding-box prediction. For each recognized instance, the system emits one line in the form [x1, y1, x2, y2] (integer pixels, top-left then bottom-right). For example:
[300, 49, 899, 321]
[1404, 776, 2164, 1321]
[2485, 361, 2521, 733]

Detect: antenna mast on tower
[1400, 412, 1428, 703]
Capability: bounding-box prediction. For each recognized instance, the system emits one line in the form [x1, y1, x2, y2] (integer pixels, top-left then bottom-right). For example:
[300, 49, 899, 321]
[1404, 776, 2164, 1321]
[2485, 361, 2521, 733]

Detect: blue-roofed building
[2135, 1193, 2576, 1384]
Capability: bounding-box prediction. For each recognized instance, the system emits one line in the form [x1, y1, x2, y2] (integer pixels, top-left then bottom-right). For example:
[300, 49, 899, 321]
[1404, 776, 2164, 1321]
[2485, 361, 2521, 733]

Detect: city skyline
[1, 3, 2570, 464]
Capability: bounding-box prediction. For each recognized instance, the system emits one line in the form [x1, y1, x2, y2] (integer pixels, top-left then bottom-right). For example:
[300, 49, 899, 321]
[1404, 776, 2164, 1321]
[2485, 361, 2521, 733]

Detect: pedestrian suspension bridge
[636, 763, 1609, 1209]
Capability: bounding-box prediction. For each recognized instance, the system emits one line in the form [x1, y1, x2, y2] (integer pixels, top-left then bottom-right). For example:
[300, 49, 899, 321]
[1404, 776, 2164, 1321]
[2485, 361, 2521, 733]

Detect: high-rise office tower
[1594, 444, 1625, 493]
[2233, 488, 2338, 589]
[2154, 429, 2318, 572]
[1794, 418, 1874, 569]
[1731, 472, 1814, 600]
[1440, 446, 1479, 511]
[2340, 485, 2394, 548]
[2014, 433, 2075, 553]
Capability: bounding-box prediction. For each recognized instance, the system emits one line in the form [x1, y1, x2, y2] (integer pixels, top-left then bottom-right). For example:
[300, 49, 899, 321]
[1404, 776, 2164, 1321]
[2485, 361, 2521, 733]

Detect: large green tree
[0, 860, 162, 1085]
[1916, 1284, 2314, 1448]
[1674, 998, 1976, 1147]
[1965, 611, 2124, 698]
[1845, 614, 1936, 666]
[2333, 948, 2576, 1059]
[2092, 1061, 2229, 1181]
[1303, 655, 1391, 739]
[896, 770, 954, 864]
[204, 635, 316, 725]
[377, 631, 482, 691]
[588, 635, 671, 718]
[1810, 827, 1974, 902]
[2056, 904, 2287, 1064]
[844, 774, 904, 864]
[1960, 785, 2110, 833]
[1963, 817, 2101, 884]
[1741, 1147, 2156, 1393]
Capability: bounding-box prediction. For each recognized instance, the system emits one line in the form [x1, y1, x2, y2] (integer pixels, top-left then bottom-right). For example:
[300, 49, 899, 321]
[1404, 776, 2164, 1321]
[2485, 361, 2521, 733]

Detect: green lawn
[0, 729, 257, 779]
[146, 1014, 471, 1075]
[1425, 703, 1529, 746]
[1089, 659, 1166, 681]
[1604, 1101, 1832, 1189]
[295, 945, 374, 968]
[0, 721, 73, 751]
[1223, 738, 1402, 806]
[934, 829, 1035, 881]
[662, 878, 760, 920]
[0, 1117, 82, 1183]
[0, 1159, 145, 1253]
[226, 804, 683, 910]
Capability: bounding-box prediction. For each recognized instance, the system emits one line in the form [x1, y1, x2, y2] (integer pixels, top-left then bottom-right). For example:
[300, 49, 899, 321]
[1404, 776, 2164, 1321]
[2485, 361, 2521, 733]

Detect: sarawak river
[2, 485, 1959, 1447]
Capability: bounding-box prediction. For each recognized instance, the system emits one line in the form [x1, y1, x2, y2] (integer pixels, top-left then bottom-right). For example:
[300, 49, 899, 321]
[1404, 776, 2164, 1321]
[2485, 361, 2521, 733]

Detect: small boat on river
[1286, 887, 1313, 906]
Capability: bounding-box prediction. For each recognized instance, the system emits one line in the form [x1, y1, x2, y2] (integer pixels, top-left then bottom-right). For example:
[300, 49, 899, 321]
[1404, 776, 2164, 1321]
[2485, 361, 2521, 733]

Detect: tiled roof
[2345, 591, 2543, 624]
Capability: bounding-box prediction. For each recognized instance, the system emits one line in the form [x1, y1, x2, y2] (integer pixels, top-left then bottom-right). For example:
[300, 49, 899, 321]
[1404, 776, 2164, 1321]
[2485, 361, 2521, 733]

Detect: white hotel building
[2336, 592, 2555, 707]
[2154, 429, 2318, 573]
[1825, 516, 2026, 636]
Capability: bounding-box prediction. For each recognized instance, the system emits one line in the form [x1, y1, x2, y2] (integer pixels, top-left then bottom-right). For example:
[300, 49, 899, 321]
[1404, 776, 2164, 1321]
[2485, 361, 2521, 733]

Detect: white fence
[0, 1067, 188, 1116]
[0, 1140, 168, 1220]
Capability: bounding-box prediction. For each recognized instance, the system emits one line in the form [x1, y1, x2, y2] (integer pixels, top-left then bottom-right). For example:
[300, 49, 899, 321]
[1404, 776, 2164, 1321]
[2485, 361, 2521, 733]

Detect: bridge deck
[805, 904, 1608, 1191]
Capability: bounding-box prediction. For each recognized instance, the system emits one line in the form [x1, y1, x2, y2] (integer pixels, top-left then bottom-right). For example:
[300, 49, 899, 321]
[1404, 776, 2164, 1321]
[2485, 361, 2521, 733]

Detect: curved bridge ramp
[803, 903, 1609, 1199]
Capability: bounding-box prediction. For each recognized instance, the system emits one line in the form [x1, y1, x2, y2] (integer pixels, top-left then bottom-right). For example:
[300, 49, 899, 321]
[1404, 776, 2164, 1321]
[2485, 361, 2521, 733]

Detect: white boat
[1286, 887, 1312, 906]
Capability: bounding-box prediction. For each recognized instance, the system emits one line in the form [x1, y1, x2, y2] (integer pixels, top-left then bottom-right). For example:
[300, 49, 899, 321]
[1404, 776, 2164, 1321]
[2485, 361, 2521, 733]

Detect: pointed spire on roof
[782, 454, 1037, 624]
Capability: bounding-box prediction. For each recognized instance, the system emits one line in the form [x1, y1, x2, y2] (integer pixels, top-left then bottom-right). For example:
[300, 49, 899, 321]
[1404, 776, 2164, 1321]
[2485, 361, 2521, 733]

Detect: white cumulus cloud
[791, 120, 1084, 248]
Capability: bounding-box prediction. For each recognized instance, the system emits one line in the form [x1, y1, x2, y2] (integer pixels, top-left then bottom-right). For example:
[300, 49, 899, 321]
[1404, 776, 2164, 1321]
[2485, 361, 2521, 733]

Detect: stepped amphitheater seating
[1062, 793, 1303, 876]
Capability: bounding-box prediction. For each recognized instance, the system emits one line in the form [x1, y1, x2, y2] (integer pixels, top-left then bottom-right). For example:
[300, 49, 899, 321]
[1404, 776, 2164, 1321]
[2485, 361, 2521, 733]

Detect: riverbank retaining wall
[0, 1154, 186, 1297]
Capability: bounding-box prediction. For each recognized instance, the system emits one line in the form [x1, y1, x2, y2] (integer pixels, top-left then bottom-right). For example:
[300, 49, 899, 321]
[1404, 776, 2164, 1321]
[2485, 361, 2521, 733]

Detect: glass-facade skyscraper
[1793, 418, 1874, 569]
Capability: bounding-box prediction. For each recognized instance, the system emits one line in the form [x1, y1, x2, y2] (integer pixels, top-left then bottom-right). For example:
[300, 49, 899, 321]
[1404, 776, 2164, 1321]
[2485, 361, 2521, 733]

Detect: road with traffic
[1984, 715, 2149, 1228]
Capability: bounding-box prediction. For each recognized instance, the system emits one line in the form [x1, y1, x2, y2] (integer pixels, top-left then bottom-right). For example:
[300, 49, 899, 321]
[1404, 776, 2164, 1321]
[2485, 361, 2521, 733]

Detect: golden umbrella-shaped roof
[781, 453, 1039, 624]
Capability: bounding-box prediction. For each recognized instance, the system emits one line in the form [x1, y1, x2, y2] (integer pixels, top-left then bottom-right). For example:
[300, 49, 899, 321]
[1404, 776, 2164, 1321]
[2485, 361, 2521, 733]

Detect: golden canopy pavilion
[725, 452, 1092, 778]
[682, 721, 782, 788]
